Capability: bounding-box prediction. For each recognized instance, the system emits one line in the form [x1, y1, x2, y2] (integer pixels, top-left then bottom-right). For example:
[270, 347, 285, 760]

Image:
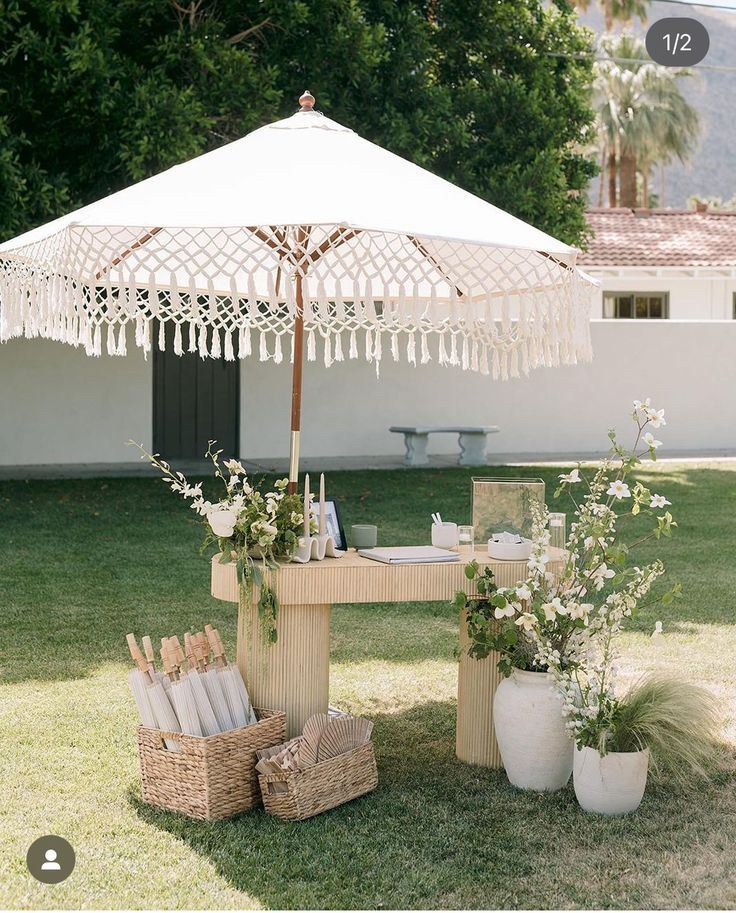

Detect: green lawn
[1, 463, 735, 910]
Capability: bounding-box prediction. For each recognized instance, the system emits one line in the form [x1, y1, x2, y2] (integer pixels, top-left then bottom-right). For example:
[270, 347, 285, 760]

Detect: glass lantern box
[471, 477, 546, 545]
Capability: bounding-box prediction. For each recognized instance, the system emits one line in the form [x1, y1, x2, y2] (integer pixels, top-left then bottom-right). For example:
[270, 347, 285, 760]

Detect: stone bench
[389, 425, 500, 467]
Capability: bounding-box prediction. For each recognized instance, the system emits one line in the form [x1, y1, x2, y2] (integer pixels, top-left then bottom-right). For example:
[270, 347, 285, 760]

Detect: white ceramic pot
[573, 745, 649, 815]
[493, 669, 573, 791]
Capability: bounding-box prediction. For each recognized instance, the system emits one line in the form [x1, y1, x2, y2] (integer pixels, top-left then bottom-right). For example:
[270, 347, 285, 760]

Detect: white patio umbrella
[0, 91, 593, 490]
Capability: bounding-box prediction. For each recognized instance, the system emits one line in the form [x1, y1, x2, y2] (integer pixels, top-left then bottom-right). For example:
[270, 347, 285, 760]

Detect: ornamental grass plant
[603, 674, 722, 783]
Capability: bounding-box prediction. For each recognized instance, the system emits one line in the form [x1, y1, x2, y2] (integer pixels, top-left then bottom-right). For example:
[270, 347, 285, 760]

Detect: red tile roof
[580, 208, 736, 268]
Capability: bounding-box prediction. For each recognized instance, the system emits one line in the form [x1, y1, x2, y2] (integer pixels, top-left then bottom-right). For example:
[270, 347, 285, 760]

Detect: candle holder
[292, 537, 315, 563]
[291, 473, 344, 563]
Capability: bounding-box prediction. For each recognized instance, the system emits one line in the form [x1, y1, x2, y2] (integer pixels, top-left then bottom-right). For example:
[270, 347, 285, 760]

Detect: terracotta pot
[493, 668, 573, 791]
[573, 745, 649, 815]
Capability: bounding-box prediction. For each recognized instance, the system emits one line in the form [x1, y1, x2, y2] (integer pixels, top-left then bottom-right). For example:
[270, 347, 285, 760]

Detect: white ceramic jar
[493, 668, 573, 791]
[573, 745, 649, 815]
[431, 522, 458, 549]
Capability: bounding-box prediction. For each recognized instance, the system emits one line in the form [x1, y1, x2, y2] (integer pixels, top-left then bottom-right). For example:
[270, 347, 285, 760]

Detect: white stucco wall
[587, 272, 736, 319]
[0, 338, 151, 465]
[1, 320, 734, 466]
[241, 320, 736, 458]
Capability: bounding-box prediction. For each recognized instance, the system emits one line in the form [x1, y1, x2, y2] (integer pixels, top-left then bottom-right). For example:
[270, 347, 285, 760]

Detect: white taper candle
[303, 473, 310, 538]
[319, 473, 326, 536]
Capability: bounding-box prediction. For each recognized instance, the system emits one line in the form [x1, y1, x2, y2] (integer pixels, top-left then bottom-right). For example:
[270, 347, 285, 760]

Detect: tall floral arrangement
[457, 400, 680, 732]
[133, 441, 307, 643]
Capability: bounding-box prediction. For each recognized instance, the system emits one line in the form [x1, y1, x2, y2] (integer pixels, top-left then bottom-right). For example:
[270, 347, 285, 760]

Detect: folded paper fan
[255, 757, 284, 776]
[300, 713, 330, 767]
[317, 715, 374, 762]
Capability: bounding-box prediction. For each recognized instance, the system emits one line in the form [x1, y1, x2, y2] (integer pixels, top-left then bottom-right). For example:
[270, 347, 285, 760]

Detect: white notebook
[357, 546, 460, 565]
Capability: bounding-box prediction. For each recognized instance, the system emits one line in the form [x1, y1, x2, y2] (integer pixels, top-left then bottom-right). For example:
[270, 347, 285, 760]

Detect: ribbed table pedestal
[455, 557, 536, 767]
[237, 598, 331, 738]
[456, 613, 502, 767]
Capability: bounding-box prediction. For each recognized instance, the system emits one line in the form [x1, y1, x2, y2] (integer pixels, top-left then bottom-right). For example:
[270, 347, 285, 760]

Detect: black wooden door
[153, 323, 239, 460]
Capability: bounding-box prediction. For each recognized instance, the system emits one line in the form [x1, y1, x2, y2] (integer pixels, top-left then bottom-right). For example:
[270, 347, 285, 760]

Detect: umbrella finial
[299, 90, 315, 112]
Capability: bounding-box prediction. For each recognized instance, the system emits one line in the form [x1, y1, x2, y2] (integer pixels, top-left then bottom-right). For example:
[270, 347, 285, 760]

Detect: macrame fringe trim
[0, 270, 594, 380]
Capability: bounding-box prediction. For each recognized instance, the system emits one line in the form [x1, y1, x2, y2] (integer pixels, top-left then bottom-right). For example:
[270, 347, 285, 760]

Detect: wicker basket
[137, 708, 286, 821]
[256, 738, 378, 821]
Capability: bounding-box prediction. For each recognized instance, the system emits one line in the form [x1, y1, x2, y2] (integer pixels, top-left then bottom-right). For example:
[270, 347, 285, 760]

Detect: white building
[582, 207, 736, 320]
[2, 208, 735, 473]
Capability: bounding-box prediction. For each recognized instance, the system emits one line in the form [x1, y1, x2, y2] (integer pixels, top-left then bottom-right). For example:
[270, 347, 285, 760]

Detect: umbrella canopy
[0, 91, 593, 484]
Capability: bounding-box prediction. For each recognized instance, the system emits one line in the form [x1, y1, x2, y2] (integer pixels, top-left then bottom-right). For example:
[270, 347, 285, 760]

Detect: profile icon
[26, 835, 75, 884]
[41, 849, 61, 871]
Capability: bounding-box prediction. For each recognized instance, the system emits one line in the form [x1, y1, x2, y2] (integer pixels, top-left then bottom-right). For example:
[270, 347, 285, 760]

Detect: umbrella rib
[536, 250, 574, 272]
[407, 235, 465, 298]
[243, 225, 361, 299]
[94, 226, 163, 281]
[305, 227, 361, 265]
[245, 226, 292, 261]
[245, 226, 291, 296]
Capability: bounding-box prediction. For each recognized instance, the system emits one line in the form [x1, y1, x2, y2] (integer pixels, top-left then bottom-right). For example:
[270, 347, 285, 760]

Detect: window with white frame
[602, 292, 669, 319]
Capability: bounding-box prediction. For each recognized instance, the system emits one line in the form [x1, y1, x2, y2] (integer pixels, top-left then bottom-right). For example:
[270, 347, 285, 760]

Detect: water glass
[548, 512, 567, 551]
[458, 524, 475, 556]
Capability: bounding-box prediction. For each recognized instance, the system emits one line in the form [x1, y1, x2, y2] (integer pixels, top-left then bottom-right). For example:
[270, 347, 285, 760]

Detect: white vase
[493, 668, 573, 792]
[573, 745, 649, 815]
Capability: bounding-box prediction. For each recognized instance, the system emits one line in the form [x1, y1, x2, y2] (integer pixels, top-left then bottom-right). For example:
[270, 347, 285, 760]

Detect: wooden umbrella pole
[288, 268, 304, 494]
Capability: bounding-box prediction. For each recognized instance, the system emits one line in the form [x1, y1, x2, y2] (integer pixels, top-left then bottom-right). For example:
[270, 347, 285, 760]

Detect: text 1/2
[662, 32, 692, 56]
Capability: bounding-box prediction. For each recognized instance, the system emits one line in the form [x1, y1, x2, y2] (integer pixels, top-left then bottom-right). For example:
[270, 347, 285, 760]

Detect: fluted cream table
[211, 548, 564, 765]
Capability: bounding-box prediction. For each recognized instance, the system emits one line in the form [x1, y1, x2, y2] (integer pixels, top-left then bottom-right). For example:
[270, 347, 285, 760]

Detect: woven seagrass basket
[256, 738, 378, 821]
[137, 708, 286, 820]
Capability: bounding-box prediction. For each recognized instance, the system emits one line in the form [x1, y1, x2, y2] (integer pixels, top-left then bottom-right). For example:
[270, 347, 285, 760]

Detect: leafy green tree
[0, 0, 596, 246]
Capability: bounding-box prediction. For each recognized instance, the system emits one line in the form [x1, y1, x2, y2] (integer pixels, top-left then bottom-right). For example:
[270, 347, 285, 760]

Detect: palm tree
[572, 0, 649, 32]
[594, 34, 700, 207]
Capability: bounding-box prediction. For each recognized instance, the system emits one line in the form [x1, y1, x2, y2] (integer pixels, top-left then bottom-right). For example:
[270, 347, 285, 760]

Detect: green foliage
[258, 581, 279, 645]
[457, 560, 546, 675]
[0, 0, 596, 244]
[130, 439, 303, 645]
[578, 674, 723, 785]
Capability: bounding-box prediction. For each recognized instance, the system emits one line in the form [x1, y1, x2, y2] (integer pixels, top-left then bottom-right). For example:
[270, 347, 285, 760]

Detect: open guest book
[357, 546, 461, 565]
